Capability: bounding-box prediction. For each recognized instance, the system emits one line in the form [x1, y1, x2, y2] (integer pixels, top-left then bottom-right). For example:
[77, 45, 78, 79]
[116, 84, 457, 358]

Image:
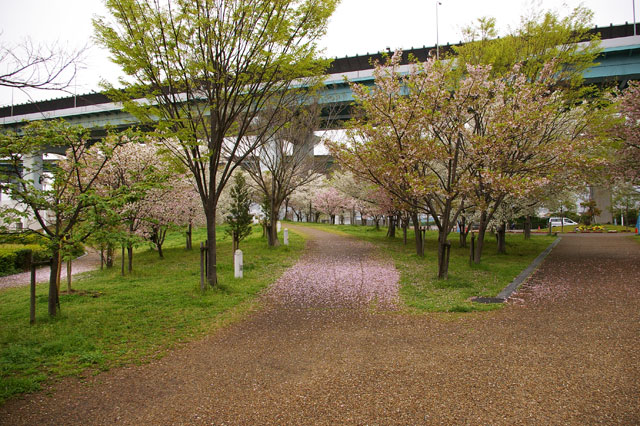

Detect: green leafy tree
[94, 0, 338, 288]
[581, 199, 602, 225]
[225, 173, 253, 252]
[0, 120, 124, 316]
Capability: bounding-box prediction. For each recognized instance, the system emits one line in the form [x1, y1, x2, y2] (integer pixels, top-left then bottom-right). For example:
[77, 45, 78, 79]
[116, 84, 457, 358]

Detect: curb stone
[472, 237, 562, 304]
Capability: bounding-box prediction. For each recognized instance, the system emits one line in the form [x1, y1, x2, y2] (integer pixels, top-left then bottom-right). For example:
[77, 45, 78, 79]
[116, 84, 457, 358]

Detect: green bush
[0, 232, 48, 246]
[0, 250, 18, 276]
[0, 244, 51, 276]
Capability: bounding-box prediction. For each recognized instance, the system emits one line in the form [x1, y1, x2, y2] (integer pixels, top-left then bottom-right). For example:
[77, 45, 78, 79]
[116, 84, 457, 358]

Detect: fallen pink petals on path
[267, 226, 400, 309]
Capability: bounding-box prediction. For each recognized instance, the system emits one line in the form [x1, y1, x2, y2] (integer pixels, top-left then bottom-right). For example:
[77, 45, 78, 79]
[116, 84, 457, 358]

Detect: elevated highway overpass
[2, 23, 640, 134]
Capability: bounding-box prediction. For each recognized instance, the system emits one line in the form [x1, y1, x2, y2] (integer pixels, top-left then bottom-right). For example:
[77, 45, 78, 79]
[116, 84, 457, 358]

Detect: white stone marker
[277, 220, 282, 233]
[234, 249, 243, 279]
[284, 228, 289, 245]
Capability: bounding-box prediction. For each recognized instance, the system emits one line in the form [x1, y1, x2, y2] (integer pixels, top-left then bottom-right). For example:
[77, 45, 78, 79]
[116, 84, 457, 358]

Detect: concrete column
[277, 220, 281, 233]
[590, 185, 613, 224]
[284, 228, 289, 246]
[23, 153, 44, 191]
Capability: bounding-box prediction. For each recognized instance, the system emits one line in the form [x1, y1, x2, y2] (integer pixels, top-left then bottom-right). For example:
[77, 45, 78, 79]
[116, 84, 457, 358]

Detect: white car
[548, 217, 578, 227]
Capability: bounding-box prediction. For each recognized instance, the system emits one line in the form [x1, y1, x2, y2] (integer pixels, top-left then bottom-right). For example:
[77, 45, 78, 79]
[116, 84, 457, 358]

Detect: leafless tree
[0, 37, 85, 93]
[243, 99, 328, 246]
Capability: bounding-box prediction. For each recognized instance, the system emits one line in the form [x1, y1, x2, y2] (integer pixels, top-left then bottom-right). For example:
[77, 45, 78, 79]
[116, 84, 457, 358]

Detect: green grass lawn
[0, 226, 304, 404]
[289, 222, 556, 313]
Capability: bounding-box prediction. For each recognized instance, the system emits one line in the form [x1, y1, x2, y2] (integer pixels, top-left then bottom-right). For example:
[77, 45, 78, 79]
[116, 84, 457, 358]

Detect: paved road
[0, 231, 638, 425]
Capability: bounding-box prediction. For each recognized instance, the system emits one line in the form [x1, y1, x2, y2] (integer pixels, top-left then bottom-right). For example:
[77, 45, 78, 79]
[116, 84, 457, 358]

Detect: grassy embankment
[291, 222, 556, 313]
[0, 226, 304, 404]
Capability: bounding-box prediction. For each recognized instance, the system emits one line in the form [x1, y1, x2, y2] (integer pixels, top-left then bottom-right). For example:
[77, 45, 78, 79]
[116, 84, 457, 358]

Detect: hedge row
[0, 244, 51, 277]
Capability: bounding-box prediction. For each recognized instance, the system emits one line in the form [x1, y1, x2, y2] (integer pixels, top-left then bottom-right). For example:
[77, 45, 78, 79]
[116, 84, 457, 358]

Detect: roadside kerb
[472, 237, 562, 304]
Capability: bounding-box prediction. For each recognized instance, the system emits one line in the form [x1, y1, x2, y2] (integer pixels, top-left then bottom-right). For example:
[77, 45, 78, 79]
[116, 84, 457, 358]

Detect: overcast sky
[0, 0, 637, 107]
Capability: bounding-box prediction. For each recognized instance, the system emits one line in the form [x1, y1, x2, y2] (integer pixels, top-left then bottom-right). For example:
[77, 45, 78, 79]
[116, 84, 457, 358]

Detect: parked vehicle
[548, 217, 578, 227]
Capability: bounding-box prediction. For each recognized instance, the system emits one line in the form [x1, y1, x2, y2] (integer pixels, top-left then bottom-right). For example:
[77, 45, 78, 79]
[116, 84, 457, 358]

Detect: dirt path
[0, 231, 638, 425]
[0, 250, 102, 290]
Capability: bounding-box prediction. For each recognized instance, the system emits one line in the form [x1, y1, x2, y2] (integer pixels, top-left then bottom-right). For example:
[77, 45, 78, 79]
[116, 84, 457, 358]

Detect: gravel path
[0, 231, 638, 425]
[0, 250, 102, 290]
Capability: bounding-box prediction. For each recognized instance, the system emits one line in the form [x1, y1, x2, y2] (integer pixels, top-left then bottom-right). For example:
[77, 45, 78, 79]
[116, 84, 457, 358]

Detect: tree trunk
[437, 237, 451, 280]
[474, 210, 488, 264]
[106, 244, 114, 268]
[374, 216, 380, 230]
[67, 258, 72, 292]
[268, 220, 280, 246]
[186, 223, 193, 250]
[206, 210, 217, 288]
[411, 212, 423, 257]
[458, 217, 467, 248]
[48, 248, 60, 316]
[524, 215, 531, 240]
[497, 221, 507, 254]
[267, 195, 280, 246]
[387, 215, 396, 238]
[402, 218, 408, 245]
[127, 244, 133, 273]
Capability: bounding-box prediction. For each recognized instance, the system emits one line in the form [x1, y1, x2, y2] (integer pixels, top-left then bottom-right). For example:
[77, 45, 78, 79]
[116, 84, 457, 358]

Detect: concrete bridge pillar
[23, 153, 44, 191]
[590, 185, 613, 224]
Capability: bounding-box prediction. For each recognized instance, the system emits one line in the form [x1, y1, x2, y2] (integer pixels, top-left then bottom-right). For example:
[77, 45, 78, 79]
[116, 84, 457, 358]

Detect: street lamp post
[634, 0, 637, 36]
[436, 1, 442, 60]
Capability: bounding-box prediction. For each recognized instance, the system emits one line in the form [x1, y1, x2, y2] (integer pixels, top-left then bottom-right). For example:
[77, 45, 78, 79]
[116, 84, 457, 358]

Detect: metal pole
[29, 252, 36, 325]
[200, 242, 205, 292]
[436, 1, 442, 60]
[634, 0, 637, 36]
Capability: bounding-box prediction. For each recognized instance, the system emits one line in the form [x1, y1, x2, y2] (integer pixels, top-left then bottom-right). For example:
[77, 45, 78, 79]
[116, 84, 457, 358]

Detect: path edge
[473, 237, 562, 304]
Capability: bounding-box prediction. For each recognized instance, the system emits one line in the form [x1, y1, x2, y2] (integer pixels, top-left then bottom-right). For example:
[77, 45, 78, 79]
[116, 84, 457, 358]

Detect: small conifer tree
[225, 173, 253, 252]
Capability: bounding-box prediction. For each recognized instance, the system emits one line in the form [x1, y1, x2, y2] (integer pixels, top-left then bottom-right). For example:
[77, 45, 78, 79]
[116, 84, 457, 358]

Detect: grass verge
[0, 226, 304, 404]
[289, 222, 555, 313]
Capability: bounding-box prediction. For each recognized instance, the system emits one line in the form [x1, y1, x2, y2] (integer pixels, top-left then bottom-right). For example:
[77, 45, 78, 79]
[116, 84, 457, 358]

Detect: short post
[29, 251, 36, 325]
[200, 242, 205, 291]
[470, 233, 475, 265]
[283, 228, 289, 246]
[67, 258, 72, 292]
[548, 220, 552, 236]
[277, 221, 281, 233]
[234, 249, 243, 279]
[204, 240, 208, 278]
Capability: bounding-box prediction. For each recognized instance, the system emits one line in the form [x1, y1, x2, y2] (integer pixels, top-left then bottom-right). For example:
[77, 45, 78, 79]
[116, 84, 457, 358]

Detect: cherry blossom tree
[289, 176, 327, 222]
[330, 53, 472, 278]
[94, 141, 173, 272]
[462, 62, 603, 263]
[313, 187, 347, 224]
[617, 81, 640, 185]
